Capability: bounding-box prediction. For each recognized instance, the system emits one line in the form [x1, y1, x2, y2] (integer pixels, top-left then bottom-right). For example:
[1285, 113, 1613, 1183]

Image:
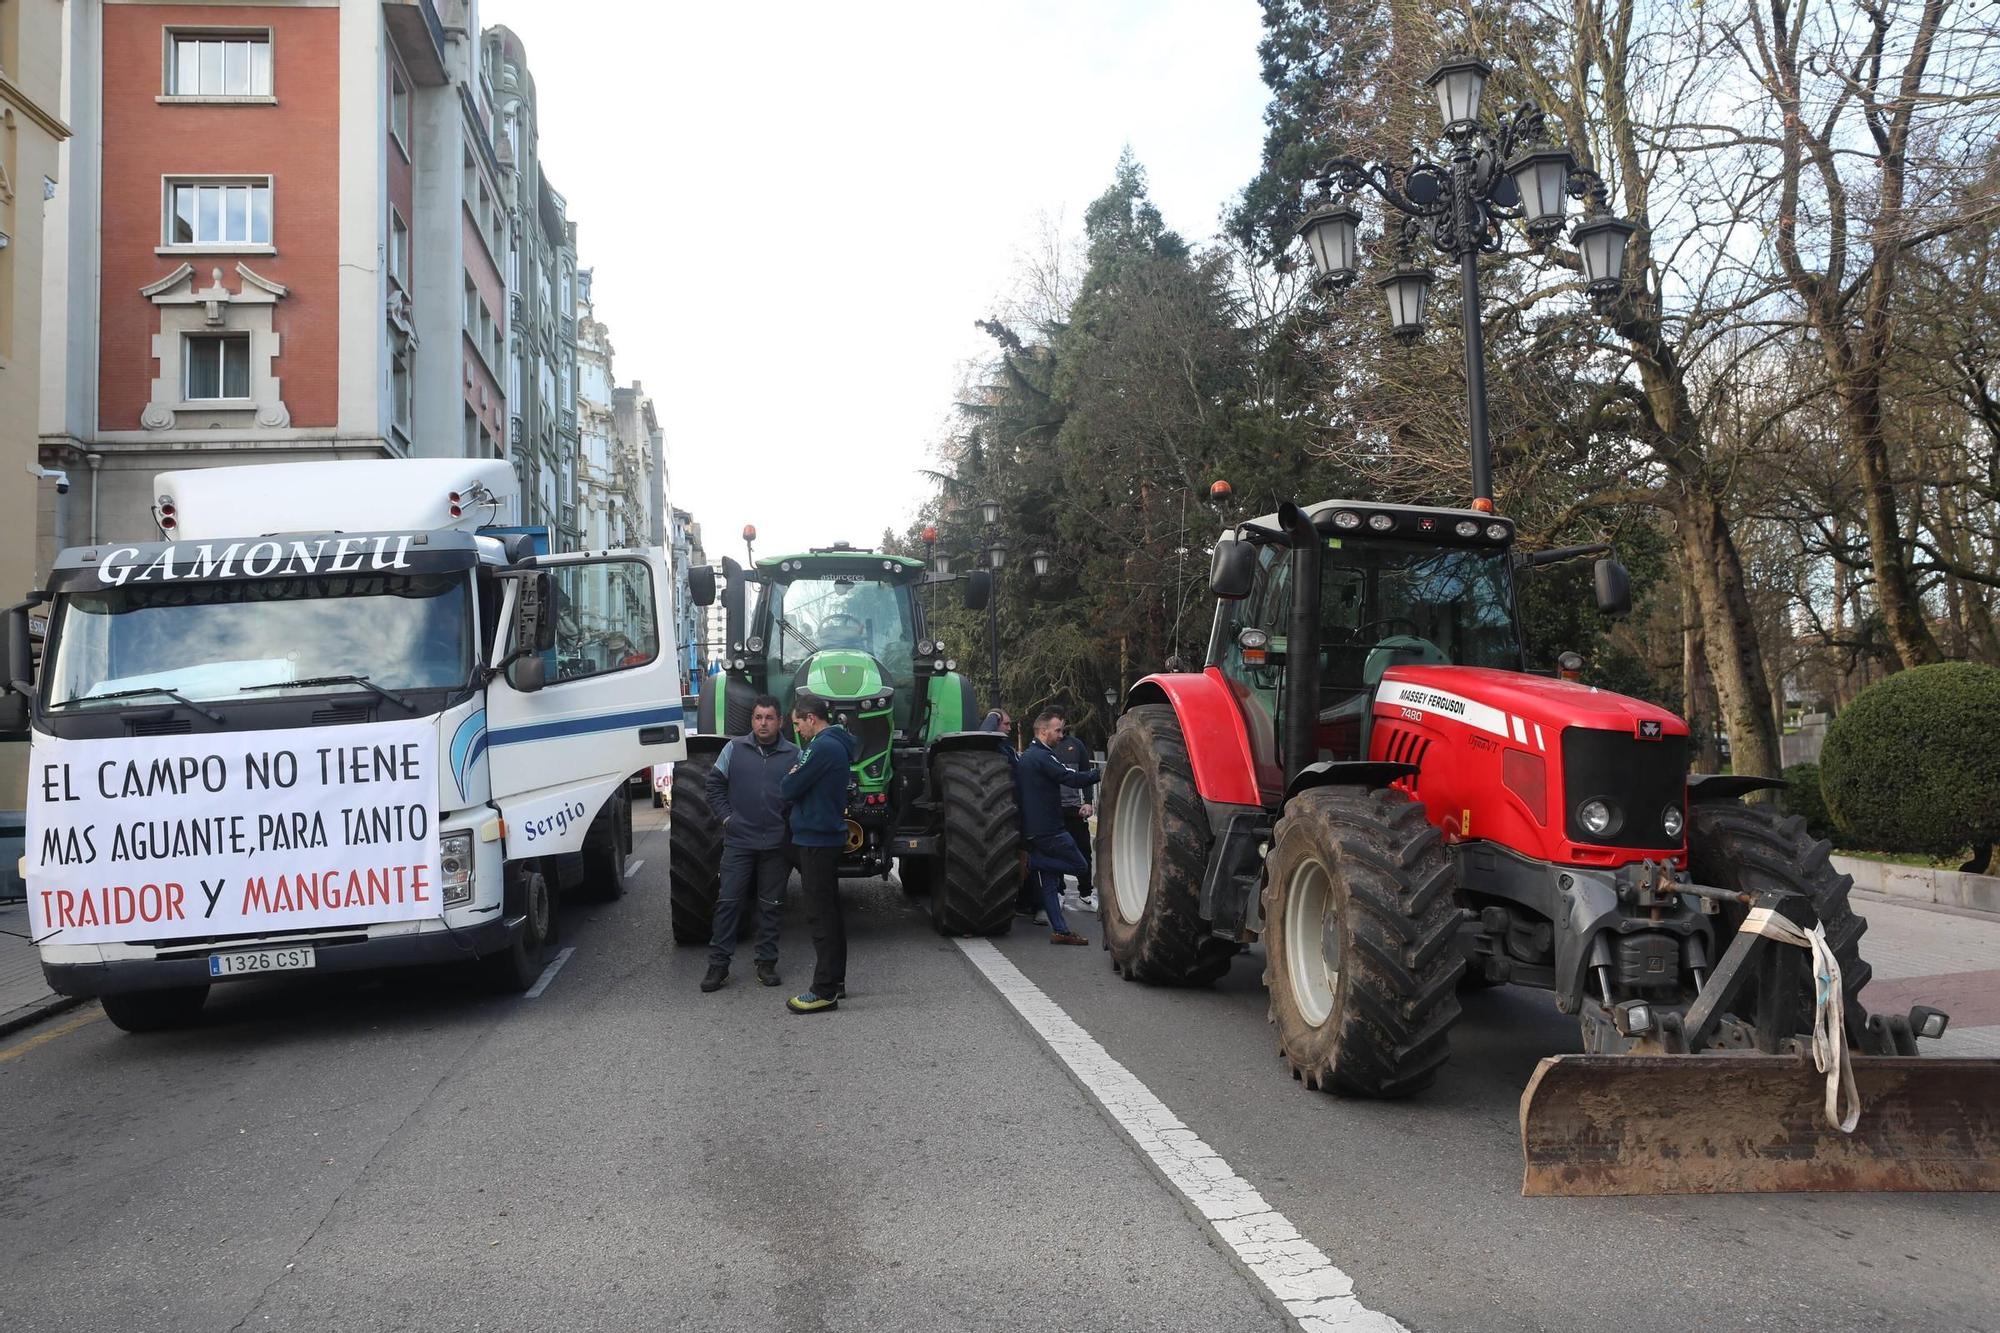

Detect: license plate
[208, 946, 317, 978]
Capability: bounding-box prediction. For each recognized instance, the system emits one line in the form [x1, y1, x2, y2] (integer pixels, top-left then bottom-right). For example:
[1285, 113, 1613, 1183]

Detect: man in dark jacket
[1048, 705, 1097, 913]
[780, 695, 857, 1013]
[1016, 708, 1098, 945]
[700, 695, 795, 993]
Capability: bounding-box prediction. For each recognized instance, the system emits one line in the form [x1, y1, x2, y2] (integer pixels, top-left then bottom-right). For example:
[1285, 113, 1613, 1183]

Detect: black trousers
[1061, 810, 1094, 898]
[796, 844, 846, 995]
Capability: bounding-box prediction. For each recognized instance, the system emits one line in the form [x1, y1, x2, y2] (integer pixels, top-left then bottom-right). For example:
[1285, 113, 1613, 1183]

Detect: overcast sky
[480, 0, 1272, 560]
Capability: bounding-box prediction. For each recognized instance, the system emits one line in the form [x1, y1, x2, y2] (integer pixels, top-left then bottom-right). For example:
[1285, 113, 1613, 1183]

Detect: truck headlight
[1661, 804, 1685, 839]
[1578, 799, 1618, 836]
[441, 831, 474, 907]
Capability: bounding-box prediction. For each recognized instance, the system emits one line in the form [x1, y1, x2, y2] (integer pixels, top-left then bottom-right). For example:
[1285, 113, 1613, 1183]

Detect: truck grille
[1561, 728, 1689, 850]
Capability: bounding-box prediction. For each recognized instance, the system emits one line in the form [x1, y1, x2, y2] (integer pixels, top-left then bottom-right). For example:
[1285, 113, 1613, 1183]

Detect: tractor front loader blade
[1519, 1054, 2000, 1196]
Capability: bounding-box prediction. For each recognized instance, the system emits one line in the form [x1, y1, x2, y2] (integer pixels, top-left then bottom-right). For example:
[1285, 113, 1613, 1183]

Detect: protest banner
[26, 719, 440, 945]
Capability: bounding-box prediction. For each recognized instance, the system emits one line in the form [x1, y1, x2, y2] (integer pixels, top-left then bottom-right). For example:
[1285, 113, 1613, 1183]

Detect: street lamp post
[1296, 53, 1637, 511]
[978, 499, 1007, 713]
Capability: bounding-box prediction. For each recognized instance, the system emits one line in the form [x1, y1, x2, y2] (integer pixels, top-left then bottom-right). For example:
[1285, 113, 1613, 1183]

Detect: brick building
[36, 0, 511, 568]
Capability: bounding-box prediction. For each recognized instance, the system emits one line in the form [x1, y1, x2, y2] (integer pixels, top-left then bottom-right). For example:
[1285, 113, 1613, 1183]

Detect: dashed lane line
[524, 946, 576, 999]
[0, 1007, 104, 1063]
[955, 938, 1405, 1333]
[624, 858, 644, 877]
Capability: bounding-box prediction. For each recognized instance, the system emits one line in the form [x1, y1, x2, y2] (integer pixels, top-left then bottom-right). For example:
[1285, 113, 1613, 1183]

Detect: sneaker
[1079, 894, 1098, 911]
[1051, 931, 1089, 946]
[1033, 910, 1048, 926]
[787, 991, 839, 1014]
[1061, 892, 1083, 913]
[700, 964, 728, 993]
[755, 960, 781, 987]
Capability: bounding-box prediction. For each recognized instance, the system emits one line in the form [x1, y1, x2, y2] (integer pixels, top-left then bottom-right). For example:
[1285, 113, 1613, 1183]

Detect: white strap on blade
[1743, 906, 1861, 1132]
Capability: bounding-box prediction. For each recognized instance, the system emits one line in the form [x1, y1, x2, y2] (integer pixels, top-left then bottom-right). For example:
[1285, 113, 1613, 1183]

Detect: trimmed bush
[1819, 662, 2000, 858]
[1780, 762, 1834, 842]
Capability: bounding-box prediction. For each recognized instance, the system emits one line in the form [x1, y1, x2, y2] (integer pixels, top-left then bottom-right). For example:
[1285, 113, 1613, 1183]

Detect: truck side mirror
[1210, 540, 1257, 600]
[506, 654, 547, 694]
[1594, 558, 1632, 618]
[689, 565, 717, 608]
[962, 569, 991, 611]
[0, 603, 31, 733]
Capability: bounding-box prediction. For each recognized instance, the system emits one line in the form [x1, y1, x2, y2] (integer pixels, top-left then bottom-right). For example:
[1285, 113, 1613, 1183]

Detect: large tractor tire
[897, 856, 939, 898]
[1261, 786, 1465, 1097]
[1097, 704, 1237, 985]
[929, 749, 1019, 937]
[577, 790, 633, 903]
[100, 985, 209, 1033]
[1687, 801, 1872, 1029]
[668, 751, 723, 945]
[697, 675, 756, 737]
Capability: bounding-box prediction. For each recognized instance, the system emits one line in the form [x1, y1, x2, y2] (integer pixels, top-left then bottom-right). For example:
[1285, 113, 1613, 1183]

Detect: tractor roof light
[1367, 513, 1395, 533]
[1485, 522, 1510, 541]
[1332, 511, 1363, 531]
[1454, 519, 1480, 538]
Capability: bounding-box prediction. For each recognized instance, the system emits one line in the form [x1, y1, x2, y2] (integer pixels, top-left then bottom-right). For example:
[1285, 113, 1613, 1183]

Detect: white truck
[3, 458, 690, 1031]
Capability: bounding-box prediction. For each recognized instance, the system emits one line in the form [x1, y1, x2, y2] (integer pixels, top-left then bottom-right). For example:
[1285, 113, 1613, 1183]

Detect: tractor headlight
[1454, 520, 1480, 538]
[1578, 799, 1618, 836]
[933, 659, 946, 672]
[1661, 804, 1685, 839]
[1485, 522, 1509, 541]
[1367, 513, 1395, 532]
[441, 832, 474, 907]
[745, 635, 765, 654]
[1332, 511, 1362, 530]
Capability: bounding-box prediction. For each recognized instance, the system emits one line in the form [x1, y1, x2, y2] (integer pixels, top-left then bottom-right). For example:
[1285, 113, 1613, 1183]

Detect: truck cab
[4, 458, 687, 1030]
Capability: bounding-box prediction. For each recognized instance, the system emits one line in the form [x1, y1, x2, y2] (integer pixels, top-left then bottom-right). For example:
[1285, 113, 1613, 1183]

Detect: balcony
[382, 1, 448, 85]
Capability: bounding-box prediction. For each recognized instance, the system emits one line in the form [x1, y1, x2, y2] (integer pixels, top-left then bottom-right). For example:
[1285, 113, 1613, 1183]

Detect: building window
[167, 179, 272, 247]
[390, 67, 411, 153]
[392, 354, 412, 439]
[389, 209, 410, 290]
[169, 32, 272, 97]
[185, 333, 252, 401]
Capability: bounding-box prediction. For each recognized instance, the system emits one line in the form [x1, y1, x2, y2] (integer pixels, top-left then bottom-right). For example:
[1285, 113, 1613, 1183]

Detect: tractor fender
[926, 731, 1016, 761]
[685, 733, 729, 761]
[1283, 760, 1418, 803]
[1126, 670, 1261, 805]
[1687, 773, 1787, 802]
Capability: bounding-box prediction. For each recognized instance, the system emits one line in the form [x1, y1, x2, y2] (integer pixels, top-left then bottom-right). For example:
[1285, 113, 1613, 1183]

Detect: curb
[1831, 854, 2000, 915]
[0, 992, 87, 1041]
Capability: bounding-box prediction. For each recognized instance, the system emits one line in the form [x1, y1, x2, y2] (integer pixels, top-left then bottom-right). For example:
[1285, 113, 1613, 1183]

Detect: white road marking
[524, 946, 576, 999]
[955, 938, 1405, 1332]
[624, 857, 644, 877]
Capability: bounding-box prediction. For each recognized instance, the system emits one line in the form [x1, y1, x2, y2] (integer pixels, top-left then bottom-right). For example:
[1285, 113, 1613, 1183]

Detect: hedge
[1818, 661, 2000, 858]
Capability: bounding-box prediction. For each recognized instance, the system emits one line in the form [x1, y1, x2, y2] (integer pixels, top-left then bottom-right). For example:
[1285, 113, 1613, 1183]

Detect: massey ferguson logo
[1636, 719, 1665, 740]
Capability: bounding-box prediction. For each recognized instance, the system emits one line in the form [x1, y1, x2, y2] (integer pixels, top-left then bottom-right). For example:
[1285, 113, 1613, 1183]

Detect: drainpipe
[86, 453, 103, 544]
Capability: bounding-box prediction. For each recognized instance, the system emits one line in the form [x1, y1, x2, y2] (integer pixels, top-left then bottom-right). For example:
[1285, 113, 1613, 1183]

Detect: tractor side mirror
[962, 569, 992, 611]
[1210, 540, 1257, 600]
[0, 602, 32, 733]
[689, 564, 717, 608]
[518, 572, 558, 652]
[1593, 559, 1632, 618]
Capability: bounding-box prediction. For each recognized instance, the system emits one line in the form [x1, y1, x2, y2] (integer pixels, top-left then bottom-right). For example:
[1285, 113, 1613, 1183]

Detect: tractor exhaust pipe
[1278, 501, 1320, 784]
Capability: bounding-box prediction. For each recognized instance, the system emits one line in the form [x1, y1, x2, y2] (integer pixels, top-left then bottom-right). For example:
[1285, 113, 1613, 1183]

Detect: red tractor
[1097, 496, 1997, 1195]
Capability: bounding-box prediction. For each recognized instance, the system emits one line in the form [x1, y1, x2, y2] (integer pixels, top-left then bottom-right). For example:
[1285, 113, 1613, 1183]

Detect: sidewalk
[0, 901, 81, 1038]
[1848, 890, 2000, 1057]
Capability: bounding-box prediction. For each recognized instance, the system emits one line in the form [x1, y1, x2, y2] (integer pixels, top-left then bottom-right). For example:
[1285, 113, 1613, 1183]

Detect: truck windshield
[46, 573, 475, 708]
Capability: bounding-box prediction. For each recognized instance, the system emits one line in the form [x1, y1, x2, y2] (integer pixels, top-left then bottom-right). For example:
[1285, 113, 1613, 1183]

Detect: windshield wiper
[58, 685, 224, 723]
[774, 615, 819, 656]
[242, 674, 419, 713]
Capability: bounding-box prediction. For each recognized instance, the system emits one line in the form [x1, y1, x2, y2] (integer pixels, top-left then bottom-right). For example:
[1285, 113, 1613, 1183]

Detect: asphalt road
[1, 805, 1994, 1332]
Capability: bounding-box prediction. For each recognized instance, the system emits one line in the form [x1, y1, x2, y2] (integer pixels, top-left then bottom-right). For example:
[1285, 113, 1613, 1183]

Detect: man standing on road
[780, 695, 857, 1013]
[700, 695, 795, 993]
[1017, 708, 1098, 945]
[1047, 705, 1098, 914]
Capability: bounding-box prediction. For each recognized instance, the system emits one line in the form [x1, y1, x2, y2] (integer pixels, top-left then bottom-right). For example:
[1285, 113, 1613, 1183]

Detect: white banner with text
[26, 719, 440, 945]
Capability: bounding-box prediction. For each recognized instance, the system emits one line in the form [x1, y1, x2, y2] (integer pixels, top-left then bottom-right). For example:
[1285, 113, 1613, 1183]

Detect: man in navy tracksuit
[1017, 708, 1098, 945]
[780, 695, 857, 1013]
[700, 694, 795, 993]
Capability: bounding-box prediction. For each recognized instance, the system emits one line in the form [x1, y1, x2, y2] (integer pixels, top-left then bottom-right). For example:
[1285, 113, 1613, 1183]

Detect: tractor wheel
[578, 790, 632, 902]
[1098, 704, 1237, 985]
[1686, 801, 1872, 1027]
[929, 750, 1019, 937]
[668, 751, 723, 945]
[1262, 786, 1465, 1098]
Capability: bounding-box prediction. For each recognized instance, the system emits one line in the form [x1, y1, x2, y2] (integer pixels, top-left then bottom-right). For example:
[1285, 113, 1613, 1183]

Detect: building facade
[3, 0, 71, 611]
[36, 0, 509, 569]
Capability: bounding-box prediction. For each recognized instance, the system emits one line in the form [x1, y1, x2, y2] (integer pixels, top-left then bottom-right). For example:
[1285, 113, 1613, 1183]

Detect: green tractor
[670, 543, 1021, 940]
